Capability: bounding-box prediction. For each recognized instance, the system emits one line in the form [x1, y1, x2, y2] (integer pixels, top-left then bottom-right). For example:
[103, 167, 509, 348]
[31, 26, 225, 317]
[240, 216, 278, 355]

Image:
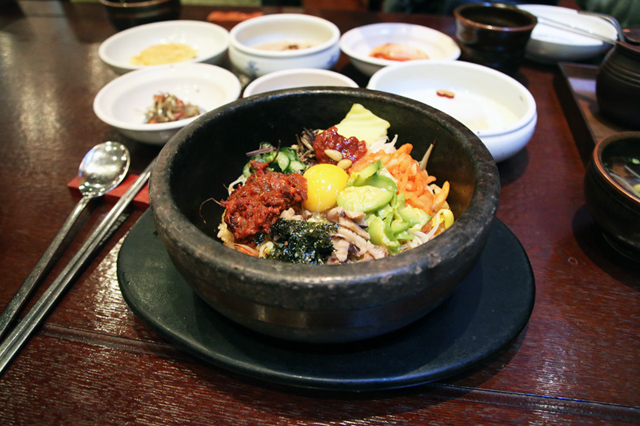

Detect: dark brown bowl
[584, 132, 640, 260]
[149, 87, 501, 343]
[454, 2, 537, 75]
[596, 42, 640, 130]
[100, 0, 181, 31]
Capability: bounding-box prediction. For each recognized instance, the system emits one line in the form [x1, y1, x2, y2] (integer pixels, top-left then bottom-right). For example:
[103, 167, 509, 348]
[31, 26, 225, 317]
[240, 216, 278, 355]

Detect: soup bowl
[100, 0, 181, 31]
[584, 132, 640, 260]
[149, 87, 501, 343]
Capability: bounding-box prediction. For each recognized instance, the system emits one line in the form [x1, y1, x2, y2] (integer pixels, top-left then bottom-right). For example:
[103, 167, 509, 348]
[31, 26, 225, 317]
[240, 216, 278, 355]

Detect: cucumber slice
[275, 152, 290, 171]
[288, 160, 306, 173]
[349, 160, 382, 186]
[364, 174, 397, 194]
[337, 186, 394, 213]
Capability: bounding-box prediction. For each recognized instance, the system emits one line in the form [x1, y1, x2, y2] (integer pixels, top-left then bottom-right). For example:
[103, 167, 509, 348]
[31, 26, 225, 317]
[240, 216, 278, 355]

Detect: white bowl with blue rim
[228, 14, 341, 79]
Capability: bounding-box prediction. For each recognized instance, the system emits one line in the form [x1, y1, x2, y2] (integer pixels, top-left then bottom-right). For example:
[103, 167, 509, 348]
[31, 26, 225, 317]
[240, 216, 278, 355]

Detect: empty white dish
[340, 23, 460, 77]
[368, 60, 537, 162]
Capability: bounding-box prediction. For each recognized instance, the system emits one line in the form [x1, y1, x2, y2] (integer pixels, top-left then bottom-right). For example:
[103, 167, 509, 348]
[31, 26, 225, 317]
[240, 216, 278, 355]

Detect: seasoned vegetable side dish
[369, 43, 429, 61]
[215, 104, 453, 264]
[145, 93, 201, 124]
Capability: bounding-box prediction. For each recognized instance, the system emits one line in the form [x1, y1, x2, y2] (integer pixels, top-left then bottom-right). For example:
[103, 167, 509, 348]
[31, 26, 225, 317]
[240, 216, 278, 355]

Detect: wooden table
[1, 2, 638, 424]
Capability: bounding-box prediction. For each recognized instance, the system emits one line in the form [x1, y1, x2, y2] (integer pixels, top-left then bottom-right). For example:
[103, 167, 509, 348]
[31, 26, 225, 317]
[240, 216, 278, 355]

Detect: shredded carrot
[351, 143, 440, 215]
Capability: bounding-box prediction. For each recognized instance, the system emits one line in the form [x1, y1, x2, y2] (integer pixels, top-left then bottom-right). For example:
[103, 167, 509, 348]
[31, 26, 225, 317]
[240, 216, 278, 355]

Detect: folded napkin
[207, 10, 263, 23]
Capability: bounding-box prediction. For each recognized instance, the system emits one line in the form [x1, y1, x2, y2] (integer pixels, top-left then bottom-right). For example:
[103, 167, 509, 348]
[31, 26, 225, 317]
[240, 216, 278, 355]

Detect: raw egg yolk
[303, 164, 349, 212]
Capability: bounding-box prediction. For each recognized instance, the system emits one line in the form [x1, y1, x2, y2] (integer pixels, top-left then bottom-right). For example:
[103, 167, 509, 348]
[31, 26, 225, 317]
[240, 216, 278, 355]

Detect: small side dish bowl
[93, 63, 241, 144]
[368, 60, 537, 162]
[100, 0, 181, 31]
[149, 87, 501, 343]
[584, 132, 640, 260]
[243, 68, 358, 97]
[228, 14, 341, 78]
[339, 23, 460, 77]
[518, 4, 618, 63]
[99, 20, 230, 75]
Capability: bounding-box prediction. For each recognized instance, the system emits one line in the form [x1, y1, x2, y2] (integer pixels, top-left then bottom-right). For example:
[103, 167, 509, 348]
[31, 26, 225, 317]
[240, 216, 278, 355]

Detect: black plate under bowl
[117, 211, 535, 392]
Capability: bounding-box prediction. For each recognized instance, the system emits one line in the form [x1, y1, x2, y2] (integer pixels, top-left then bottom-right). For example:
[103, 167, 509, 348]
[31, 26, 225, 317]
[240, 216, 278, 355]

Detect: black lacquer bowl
[585, 132, 640, 260]
[453, 2, 537, 75]
[100, 0, 181, 31]
[150, 88, 501, 343]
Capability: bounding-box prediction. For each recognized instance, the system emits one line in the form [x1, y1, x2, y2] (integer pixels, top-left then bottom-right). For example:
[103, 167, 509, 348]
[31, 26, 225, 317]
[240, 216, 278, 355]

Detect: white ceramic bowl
[99, 20, 230, 75]
[340, 23, 460, 77]
[368, 60, 537, 162]
[518, 5, 618, 63]
[93, 63, 241, 145]
[243, 68, 358, 97]
[228, 14, 341, 78]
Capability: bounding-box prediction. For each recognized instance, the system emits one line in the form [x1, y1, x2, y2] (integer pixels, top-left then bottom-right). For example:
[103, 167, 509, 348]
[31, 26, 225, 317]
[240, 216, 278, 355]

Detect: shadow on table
[572, 205, 640, 291]
[498, 148, 529, 187]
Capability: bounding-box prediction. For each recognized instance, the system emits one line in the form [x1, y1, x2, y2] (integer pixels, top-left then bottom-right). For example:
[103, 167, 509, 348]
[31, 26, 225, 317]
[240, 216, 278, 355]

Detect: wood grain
[0, 2, 638, 425]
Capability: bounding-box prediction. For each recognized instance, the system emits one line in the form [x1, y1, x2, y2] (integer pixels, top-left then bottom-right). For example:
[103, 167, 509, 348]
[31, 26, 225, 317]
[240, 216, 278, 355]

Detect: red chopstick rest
[68, 175, 149, 210]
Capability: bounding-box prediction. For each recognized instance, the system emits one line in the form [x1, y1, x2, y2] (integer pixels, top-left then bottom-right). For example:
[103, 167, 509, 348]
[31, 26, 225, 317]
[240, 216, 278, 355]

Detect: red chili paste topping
[313, 126, 367, 164]
[221, 161, 307, 243]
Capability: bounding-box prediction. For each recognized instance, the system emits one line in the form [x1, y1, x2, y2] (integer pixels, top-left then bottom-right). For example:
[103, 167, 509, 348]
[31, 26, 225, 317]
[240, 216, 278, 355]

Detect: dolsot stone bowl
[149, 88, 501, 343]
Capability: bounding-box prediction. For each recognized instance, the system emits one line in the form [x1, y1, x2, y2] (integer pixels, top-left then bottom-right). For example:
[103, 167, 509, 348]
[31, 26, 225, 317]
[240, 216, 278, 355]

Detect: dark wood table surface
[1, 1, 638, 424]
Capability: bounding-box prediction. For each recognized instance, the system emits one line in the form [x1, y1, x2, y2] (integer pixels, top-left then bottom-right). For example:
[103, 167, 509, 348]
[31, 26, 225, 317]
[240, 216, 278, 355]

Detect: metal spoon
[0, 141, 130, 340]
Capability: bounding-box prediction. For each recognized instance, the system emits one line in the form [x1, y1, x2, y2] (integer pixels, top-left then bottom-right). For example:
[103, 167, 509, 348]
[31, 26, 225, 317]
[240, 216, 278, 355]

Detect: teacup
[100, 0, 181, 31]
[454, 2, 537, 75]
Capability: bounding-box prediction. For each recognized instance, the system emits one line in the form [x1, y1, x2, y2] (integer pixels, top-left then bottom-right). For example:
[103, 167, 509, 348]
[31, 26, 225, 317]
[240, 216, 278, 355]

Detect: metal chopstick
[0, 200, 87, 341]
[536, 16, 618, 45]
[0, 160, 155, 376]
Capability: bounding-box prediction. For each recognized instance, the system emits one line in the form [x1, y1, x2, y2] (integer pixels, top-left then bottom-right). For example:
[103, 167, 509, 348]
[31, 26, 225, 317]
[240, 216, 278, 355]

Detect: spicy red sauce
[221, 161, 307, 243]
[313, 126, 367, 164]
